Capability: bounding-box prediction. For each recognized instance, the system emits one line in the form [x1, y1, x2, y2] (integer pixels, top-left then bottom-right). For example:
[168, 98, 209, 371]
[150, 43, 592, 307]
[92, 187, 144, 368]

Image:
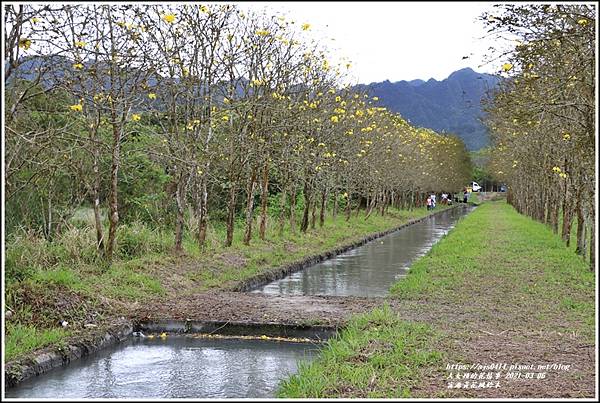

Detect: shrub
[116, 222, 171, 258]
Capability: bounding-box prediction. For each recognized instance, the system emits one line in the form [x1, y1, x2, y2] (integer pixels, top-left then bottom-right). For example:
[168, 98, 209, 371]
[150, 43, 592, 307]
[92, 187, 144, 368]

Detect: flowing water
[5, 337, 319, 399]
[252, 205, 475, 297]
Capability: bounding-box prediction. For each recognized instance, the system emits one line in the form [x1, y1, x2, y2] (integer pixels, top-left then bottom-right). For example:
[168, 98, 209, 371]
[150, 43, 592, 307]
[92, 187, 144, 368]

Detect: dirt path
[132, 291, 386, 327]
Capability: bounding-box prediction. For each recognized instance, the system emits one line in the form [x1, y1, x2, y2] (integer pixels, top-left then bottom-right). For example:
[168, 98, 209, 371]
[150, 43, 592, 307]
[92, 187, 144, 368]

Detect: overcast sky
[236, 1, 502, 84]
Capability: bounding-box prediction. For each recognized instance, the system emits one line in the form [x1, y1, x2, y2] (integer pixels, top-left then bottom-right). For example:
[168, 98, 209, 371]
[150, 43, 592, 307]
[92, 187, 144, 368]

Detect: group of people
[426, 192, 458, 210]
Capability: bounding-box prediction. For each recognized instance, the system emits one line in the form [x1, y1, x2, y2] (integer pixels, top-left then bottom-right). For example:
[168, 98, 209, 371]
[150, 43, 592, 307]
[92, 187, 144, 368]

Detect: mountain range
[355, 68, 502, 150]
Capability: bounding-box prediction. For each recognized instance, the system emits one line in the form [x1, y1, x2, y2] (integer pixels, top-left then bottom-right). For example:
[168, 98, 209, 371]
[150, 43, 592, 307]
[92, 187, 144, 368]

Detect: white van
[471, 182, 482, 192]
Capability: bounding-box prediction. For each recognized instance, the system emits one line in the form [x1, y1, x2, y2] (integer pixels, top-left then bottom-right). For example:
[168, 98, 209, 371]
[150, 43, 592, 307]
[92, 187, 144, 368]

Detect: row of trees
[5, 4, 472, 262]
[482, 4, 595, 268]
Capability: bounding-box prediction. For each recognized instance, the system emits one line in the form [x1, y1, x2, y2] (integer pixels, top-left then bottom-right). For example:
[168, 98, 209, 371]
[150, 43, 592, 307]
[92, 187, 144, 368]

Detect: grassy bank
[279, 200, 595, 397]
[4, 205, 449, 362]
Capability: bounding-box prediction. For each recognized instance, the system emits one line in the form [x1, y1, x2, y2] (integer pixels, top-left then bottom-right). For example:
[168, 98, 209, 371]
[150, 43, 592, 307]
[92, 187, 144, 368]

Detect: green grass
[280, 200, 595, 397]
[4, 324, 69, 362]
[468, 191, 481, 204]
[278, 305, 442, 398]
[390, 201, 595, 334]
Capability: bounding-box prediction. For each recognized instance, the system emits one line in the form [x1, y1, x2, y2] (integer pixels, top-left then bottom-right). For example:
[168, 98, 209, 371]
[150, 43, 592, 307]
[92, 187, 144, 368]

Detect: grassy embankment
[4, 204, 450, 362]
[279, 200, 595, 398]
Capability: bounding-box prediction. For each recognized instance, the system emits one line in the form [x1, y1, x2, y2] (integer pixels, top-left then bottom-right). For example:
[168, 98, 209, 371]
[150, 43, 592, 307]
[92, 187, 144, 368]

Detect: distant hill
[355, 68, 501, 150]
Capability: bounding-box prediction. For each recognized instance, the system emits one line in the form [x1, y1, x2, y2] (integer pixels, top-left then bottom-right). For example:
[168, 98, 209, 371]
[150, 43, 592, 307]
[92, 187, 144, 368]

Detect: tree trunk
[290, 184, 297, 233]
[319, 190, 326, 227]
[225, 182, 237, 247]
[197, 173, 209, 248]
[345, 192, 352, 221]
[575, 193, 586, 257]
[364, 191, 377, 220]
[300, 181, 311, 233]
[174, 173, 187, 252]
[258, 160, 269, 240]
[379, 191, 386, 216]
[310, 194, 317, 229]
[332, 190, 338, 220]
[91, 142, 105, 257]
[106, 122, 122, 261]
[243, 169, 257, 245]
[561, 186, 572, 247]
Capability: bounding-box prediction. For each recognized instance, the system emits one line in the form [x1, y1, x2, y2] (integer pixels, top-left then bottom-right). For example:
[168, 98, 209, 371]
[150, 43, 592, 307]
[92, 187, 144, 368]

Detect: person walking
[426, 195, 432, 210]
[463, 188, 468, 203]
[431, 193, 436, 209]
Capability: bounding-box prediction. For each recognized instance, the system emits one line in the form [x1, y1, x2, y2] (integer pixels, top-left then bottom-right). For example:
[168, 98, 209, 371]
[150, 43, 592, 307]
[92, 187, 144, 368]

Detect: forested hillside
[355, 68, 501, 150]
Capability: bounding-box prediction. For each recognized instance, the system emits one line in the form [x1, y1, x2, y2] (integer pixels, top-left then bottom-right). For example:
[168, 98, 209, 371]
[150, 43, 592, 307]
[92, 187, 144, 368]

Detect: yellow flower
[70, 104, 83, 112]
[131, 114, 141, 121]
[372, 97, 379, 101]
[18, 38, 32, 50]
[223, 97, 230, 104]
[559, 172, 567, 178]
[148, 93, 157, 100]
[563, 133, 570, 141]
[502, 63, 513, 72]
[72, 63, 84, 69]
[318, 142, 325, 147]
[330, 116, 339, 123]
[200, 5, 210, 13]
[221, 115, 229, 122]
[301, 23, 311, 31]
[31, 17, 40, 23]
[162, 14, 176, 23]
[255, 29, 270, 36]
[74, 41, 86, 48]
[552, 166, 561, 173]
[577, 19, 588, 26]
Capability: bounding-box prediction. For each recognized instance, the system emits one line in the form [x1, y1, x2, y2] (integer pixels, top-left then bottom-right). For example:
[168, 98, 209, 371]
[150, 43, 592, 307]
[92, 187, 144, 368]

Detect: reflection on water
[5, 337, 319, 399]
[253, 206, 475, 297]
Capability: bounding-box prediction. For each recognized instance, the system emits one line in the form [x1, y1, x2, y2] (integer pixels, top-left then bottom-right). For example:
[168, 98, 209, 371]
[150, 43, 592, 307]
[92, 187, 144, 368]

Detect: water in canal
[5, 337, 319, 399]
[253, 205, 475, 297]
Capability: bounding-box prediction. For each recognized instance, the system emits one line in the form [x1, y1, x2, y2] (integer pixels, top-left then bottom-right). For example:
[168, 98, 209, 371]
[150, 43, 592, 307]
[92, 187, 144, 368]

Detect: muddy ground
[132, 291, 386, 327]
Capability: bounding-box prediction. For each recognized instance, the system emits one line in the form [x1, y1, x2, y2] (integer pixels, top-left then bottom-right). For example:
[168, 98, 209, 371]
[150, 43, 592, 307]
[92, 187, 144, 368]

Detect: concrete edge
[230, 204, 464, 293]
[135, 319, 339, 341]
